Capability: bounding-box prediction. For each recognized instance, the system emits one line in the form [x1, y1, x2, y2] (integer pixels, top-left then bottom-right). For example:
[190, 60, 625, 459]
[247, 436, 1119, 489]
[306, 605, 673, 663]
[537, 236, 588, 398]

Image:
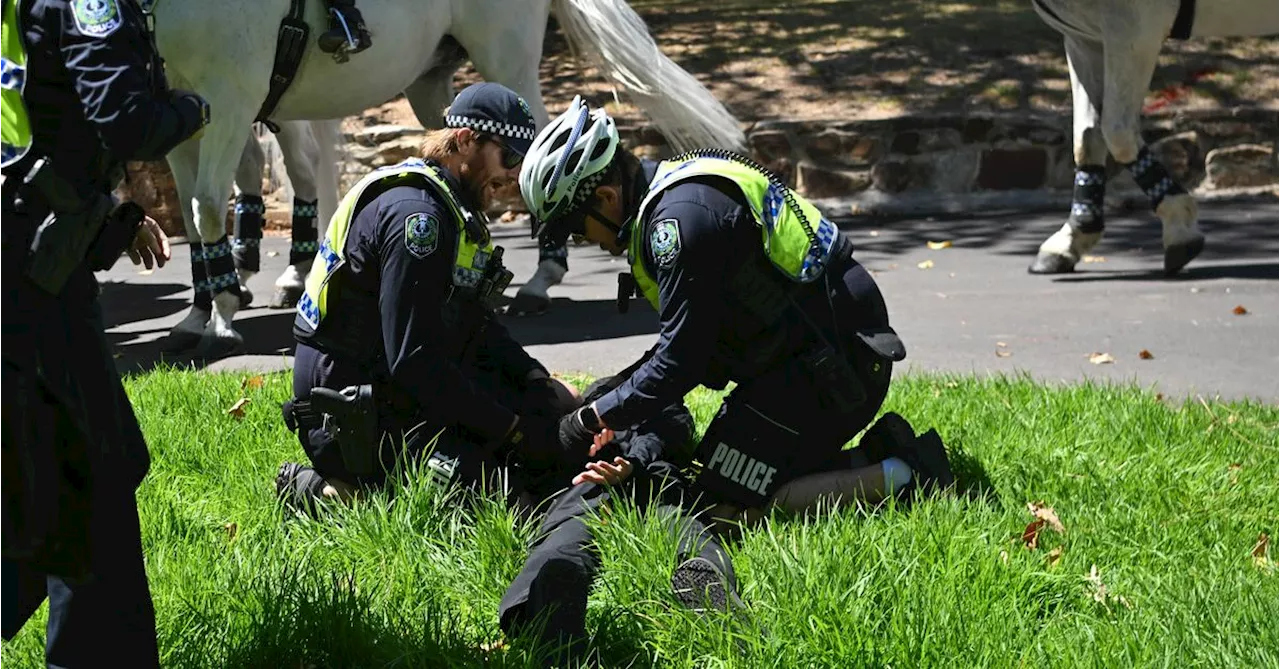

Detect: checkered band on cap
[445, 115, 536, 142]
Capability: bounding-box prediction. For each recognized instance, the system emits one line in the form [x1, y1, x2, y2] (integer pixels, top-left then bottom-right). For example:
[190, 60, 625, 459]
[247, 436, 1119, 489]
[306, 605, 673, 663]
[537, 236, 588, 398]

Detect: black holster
[285, 384, 380, 478]
[19, 158, 142, 296]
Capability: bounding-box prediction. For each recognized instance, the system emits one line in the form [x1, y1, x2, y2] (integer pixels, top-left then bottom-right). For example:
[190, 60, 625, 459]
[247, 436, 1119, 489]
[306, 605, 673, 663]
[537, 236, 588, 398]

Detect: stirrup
[320, 8, 366, 62]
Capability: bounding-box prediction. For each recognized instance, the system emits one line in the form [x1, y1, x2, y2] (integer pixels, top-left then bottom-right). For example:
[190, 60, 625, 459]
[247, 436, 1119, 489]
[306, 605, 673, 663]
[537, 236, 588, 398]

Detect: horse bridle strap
[254, 0, 310, 132]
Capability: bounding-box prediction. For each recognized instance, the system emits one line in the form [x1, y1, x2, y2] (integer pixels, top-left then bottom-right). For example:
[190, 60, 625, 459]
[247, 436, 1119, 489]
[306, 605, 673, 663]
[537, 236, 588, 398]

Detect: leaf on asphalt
[1089, 352, 1116, 365]
[1082, 255, 1106, 263]
[1046, 546, 1064, 567]
[137, 268, 155, 276]
[996, 341, 1008, 347]
[241, 375, 264, 391]
[267, 250, 280, 257]
[499, 210, 518, 223]
[927, 240, 952, 250]
[1028, 501, 1066, 533]
[1138, 349, 1154, 360]
[226, 397, 251, 419]
[917, 259, 934, 269]
[1232, 305, 1248, 315]
[995, 349, 1012, 358]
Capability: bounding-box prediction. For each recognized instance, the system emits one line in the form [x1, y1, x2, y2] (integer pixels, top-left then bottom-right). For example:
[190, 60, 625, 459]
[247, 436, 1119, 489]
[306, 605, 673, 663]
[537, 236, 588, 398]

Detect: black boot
[318, 0, 371, 60]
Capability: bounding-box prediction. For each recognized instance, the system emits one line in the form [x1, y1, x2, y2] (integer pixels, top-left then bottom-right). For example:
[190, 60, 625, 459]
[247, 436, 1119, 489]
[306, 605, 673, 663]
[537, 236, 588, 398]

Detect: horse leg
[1100, 11, 1203, 275]
[269, 121, 321, 309]
[1030, 35, 1109, 274]
[402, 37, 468, 129]
[231, 128, 266, 307]
[190, 104, 257, 357]
[453, 6, 565, 316]
[164, 136, 212, 351]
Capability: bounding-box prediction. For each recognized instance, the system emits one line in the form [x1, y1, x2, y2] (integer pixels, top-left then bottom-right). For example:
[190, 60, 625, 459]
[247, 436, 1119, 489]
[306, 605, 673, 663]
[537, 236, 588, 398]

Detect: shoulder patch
[71, 0, 123, 38]
[649, 218, 682, 268]
[404, 212, 440, 259]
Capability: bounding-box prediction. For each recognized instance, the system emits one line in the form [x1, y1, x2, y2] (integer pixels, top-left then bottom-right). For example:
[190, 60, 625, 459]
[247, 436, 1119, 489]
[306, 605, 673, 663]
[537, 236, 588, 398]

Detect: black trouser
[498, 462, 733, 658]
[693, 260, 896, 510]
[290, 342, 555, 506]
[2, 205, 159, 668]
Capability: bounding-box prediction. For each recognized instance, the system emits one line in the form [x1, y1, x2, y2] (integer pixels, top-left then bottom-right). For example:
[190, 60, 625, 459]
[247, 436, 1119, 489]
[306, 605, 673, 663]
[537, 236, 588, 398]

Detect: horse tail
[311, 118, 343, 241]
[550, 0, 746, 152]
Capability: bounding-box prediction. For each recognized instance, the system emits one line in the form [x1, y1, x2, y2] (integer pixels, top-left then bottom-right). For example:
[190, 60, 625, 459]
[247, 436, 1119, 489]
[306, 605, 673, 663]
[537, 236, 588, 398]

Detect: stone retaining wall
[122, 106, 1277, 238]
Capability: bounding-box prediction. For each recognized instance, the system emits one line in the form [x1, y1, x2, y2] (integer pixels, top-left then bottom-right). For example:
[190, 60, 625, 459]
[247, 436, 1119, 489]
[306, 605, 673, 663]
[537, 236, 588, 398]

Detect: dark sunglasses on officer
[480, 134, 522, 170]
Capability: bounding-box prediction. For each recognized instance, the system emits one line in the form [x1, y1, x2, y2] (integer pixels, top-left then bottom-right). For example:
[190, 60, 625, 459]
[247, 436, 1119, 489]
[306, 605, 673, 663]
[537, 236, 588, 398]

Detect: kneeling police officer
[276, 83, 582, 513]
[519, 96, 957, 531]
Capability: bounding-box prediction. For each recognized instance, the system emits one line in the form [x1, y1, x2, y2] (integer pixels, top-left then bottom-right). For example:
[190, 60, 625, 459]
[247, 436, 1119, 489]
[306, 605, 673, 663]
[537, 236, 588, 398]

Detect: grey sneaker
[671, 557, 744, 614]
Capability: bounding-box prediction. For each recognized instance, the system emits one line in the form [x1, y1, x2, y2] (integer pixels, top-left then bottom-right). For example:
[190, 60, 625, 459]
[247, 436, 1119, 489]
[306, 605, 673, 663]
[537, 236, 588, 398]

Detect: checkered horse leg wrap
[289, 198, 320, 267]
[538, 235, 569, 272]
[1125, 146, 1186, 211]
[1067, 166, 1107, 234]
[193, 235, 243, 304]
[232, 194, 266, 272]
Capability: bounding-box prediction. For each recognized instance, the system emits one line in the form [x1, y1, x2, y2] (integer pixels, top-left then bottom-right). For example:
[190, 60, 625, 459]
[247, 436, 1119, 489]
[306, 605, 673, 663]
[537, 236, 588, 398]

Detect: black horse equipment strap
[254, 0, 310, 132]
[1169, 0, 1196, 40]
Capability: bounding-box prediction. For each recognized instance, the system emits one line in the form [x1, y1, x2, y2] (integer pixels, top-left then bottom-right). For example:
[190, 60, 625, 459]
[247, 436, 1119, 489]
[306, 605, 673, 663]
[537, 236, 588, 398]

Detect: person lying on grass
[519, 96, 957, 535]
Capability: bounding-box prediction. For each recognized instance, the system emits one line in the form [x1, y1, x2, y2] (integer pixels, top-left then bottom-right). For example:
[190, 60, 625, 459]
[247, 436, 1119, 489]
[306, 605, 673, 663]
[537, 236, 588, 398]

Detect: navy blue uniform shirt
[296, 172, 546, 444]
[594, 163, 892, 430]
[12, 0, 204, 190]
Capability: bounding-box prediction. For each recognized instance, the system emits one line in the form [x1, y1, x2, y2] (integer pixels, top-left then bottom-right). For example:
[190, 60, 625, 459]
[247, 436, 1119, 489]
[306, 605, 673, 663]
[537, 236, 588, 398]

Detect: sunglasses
[481, 134, 522, 170]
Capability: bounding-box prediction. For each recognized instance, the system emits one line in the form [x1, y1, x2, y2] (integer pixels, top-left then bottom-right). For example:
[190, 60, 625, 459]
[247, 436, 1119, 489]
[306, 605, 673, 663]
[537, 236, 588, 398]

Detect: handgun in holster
[308, 384, 380, 478]
[20, 157, 144, 296]
[475, 245, 514, 310]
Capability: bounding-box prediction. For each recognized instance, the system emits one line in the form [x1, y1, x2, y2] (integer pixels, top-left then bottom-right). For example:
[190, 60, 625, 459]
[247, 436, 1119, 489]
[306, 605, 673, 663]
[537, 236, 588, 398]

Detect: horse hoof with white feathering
[154, 0, 745, 355]
[1027, 0, 1276, 276]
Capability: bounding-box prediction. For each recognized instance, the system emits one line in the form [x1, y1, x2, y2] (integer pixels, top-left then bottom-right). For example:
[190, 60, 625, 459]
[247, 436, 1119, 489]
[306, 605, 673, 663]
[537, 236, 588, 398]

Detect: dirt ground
[360, 0, 1278, 131]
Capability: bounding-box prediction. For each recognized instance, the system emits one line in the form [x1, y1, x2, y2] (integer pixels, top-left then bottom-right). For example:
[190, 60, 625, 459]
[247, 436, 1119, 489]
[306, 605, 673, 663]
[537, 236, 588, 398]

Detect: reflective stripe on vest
[296, 158, 492, 331]
[2, 0, 32, 168]
[627, 155, 841, 311]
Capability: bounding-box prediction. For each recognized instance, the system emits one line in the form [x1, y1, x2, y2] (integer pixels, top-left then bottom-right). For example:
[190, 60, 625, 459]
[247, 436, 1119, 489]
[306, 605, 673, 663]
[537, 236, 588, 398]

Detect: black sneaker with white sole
[671, 557, 745, 615]
[893, 428, 955, 496]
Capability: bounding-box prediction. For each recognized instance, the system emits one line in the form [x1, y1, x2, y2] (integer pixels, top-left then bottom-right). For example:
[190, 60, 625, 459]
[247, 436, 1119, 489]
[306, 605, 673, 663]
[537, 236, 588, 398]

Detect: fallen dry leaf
[499, 210, 518, 223]
[1138, 349, 1154, 360]
[226, 397, 251, 419]
[1028, 501, 1066, 533]
[996, 341, 1008, 348]
[1089, 352, 1116, 365]
[995, 350, 1012, 358]
[1155, 392, 1165, 401]
[917, 259, 935, 270]
[1046, 546, 1064, 567]
[225, 522, 238, 541]
[267, 250, 280, 258]
[927, 240, 953, 250]
[1022, 519, 1046, 549]
[1252, 533, 1269, 560]
[1082, 255, 1106, 263]
[241, 375, 264, 391]
[1232, 305, 1248, 315]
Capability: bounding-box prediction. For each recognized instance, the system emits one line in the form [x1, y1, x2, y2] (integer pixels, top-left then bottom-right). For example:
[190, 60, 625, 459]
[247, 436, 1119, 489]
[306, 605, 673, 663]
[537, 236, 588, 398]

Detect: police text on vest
[707, 442, 777, 497]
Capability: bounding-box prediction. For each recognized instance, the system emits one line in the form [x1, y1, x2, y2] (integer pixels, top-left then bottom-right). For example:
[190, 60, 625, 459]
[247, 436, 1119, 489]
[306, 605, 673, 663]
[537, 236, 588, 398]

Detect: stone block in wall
[795, 161, 872, 198]
[988, 119, 1066, 147]
[889, 128, 963, 156]
[870, 156, 934, 193]
[928, 147, 981, 193]
[749, 129, 793, 163]
[1149, 131, 1205, 187]
[1203, 144, 1277, 189]
[976, 147, 1047, 190]
[803, 129, 885, 166]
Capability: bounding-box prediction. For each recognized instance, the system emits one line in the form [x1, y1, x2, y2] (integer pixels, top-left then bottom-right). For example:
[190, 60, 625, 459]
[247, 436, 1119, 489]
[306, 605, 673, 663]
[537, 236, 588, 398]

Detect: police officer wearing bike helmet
[522, 96, 956, 527]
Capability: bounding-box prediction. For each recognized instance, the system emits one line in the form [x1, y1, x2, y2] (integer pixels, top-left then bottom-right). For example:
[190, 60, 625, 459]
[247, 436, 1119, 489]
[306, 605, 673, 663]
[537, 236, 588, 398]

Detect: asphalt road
[99, 200, 1278, 402]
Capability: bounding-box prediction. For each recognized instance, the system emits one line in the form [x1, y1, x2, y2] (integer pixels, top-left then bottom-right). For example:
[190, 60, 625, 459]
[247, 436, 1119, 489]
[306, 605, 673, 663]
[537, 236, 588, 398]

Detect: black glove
[558, 406, 600, 454]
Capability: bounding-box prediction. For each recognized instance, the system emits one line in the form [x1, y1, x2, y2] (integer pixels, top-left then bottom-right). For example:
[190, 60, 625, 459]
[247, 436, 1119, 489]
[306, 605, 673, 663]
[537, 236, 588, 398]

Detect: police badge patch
[650, 218, 681, 268]
[404, 212, 439, 259]
[72, 0, 123, 38]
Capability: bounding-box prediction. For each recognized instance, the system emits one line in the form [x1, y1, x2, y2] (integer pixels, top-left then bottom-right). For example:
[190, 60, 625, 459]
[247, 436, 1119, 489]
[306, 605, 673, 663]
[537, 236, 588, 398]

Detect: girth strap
[1169, 0, 1196, 40]
[254, 0, 310, 132]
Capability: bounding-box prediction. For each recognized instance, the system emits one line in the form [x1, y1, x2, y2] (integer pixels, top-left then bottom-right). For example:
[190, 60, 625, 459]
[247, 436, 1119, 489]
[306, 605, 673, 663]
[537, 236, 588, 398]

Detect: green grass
[3, 369, 1276, 668]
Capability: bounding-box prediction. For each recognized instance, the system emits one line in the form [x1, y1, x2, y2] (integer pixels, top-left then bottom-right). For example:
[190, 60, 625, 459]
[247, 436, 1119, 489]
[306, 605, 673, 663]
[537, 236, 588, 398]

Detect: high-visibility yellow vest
[628, 154, 840, 311]
[2, 0, 33, 168]
[297, 158, 494, 333]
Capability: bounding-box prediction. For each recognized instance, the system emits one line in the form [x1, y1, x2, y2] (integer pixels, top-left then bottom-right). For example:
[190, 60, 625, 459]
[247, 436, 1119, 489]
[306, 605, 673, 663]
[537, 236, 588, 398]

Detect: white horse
[1028, 0, 1278, 275]
[156, 0, 746, 356]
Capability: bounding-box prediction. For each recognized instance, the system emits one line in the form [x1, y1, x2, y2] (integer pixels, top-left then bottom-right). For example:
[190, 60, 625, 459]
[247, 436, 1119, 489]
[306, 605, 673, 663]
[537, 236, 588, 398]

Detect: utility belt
[282, 383, 382, 479]
[5, 156, 142, 296]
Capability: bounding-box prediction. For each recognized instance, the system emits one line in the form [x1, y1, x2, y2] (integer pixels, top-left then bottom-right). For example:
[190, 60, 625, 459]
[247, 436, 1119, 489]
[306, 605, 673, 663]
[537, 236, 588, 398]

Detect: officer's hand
[572, 457, 633, 486]
[127, 216, 171, 270]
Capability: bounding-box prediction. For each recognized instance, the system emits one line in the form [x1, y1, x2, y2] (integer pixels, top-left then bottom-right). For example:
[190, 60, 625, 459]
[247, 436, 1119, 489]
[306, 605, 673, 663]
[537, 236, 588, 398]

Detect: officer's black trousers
[498, 464, 733, 659]
[2, 206, 159, 668]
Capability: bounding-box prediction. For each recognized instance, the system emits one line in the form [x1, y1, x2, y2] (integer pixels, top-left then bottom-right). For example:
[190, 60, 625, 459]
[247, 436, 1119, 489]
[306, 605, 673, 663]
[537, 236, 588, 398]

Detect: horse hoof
[507, 292, 550, 317]
[1164, 237, 1205, 277]
[239, 287, 254, 309]
[1027, 252, 1077, 275]
[269, 286, 303, 309]
[194, 333, 243, 360]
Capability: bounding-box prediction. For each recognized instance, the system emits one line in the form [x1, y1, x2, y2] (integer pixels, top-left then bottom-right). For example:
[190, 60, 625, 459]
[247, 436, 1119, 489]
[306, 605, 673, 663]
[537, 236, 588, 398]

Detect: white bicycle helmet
[519, 95, 620, 238]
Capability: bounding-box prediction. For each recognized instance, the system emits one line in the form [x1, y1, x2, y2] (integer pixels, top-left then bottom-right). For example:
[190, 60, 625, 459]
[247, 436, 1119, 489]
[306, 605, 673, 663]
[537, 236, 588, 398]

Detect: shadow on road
[109, 310, 299, 375]
[497, 297, 660, 347]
